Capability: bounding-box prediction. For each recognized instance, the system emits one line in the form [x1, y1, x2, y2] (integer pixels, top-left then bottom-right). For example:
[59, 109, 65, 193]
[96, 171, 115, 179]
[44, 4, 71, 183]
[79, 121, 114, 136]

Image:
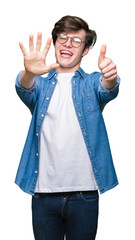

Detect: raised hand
[19, 32, 60, 76]
[98, 45, 117, 89]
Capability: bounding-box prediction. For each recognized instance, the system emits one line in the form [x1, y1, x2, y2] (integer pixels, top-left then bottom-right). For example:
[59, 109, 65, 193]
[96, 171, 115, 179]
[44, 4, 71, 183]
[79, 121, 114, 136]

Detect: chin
[57, 61, 73, 69]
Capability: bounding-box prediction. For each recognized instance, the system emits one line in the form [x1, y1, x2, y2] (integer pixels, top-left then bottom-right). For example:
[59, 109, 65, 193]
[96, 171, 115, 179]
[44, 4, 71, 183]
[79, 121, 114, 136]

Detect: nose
[63, 37, 72, 48]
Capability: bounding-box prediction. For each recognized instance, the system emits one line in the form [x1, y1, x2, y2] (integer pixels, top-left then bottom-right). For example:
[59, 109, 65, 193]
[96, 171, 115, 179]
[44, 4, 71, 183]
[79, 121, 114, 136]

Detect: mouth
[60, 50, 73, 58]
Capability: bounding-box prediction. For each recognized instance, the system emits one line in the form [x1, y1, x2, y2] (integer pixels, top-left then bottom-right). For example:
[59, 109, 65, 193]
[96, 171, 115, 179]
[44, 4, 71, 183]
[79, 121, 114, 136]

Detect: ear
[82, 47, 90, 57]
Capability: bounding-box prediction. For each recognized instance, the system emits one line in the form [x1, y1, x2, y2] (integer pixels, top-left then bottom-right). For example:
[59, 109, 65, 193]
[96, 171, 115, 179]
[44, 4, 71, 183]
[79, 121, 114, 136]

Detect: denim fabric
[15, 67, 120, 195]
[32, 190, 99, 240]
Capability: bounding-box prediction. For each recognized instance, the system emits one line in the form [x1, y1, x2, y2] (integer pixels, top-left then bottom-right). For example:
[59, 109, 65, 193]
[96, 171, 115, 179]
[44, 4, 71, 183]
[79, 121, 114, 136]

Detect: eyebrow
[62, 33, 83, 40]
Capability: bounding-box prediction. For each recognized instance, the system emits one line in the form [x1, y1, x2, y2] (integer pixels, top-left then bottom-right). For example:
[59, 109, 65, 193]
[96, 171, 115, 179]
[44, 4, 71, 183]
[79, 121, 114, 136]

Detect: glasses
[56, 33, 85, 48]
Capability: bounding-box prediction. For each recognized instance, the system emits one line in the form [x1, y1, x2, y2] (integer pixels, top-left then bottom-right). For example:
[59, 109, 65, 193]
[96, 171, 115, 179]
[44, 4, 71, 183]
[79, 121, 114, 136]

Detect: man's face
[54, 29, 89, 73]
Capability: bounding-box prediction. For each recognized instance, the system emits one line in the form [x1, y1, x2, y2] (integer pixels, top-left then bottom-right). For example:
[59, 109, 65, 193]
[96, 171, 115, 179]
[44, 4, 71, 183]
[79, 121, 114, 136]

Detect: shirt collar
[75, 67, 86, 79]
[47, 67, 86, 80]
[48, 70, 57, 80]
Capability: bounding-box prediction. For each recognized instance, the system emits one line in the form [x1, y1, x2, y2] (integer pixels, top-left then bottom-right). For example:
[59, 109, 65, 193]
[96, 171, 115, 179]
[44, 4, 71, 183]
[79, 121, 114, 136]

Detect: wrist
[20, 70, 36, 89]
[24, 70, 36, 79]
[102, 77, 117, 89]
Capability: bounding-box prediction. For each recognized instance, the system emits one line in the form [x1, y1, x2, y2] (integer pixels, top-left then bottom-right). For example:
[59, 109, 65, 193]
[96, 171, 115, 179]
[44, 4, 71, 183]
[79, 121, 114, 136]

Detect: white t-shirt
[35, 72, 98, 192]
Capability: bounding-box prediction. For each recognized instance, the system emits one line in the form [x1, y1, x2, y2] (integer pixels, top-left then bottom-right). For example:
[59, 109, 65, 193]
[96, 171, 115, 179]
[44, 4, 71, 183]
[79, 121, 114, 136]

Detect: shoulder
[85, 71, 102, 79]
[83, 71, 102, 88]
[78, 67, 102, 81]
[35, 74, 49, 88]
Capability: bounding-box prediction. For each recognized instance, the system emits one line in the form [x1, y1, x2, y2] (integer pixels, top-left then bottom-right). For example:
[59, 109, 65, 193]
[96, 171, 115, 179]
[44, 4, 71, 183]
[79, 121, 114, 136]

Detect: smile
[60, 50, 73, 57]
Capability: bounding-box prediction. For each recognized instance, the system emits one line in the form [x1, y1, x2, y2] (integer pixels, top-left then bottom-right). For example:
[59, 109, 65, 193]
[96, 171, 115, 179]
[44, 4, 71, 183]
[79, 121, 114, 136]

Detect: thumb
[98, 44, 107, 64]
[44, 63, 60, 73]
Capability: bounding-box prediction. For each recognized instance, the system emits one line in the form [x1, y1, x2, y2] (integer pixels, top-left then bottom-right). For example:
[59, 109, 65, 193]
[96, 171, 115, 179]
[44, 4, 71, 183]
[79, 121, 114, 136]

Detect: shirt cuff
[15, 71, 36, 94]
[99, 74, 120, 93]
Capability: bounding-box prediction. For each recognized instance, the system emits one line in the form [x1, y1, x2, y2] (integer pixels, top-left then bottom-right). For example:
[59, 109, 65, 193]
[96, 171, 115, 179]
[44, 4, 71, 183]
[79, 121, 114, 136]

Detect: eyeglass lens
[57, 34, 82, 48]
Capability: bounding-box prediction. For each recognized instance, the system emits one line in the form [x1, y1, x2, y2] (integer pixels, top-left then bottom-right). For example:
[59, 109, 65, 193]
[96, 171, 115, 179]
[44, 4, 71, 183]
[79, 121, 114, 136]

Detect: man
[15, 15, 120, 240]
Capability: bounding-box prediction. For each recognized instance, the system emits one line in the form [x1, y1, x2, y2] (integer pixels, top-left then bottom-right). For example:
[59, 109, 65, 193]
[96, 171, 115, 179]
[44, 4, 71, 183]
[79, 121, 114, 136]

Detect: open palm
[19, 32, 59, 76]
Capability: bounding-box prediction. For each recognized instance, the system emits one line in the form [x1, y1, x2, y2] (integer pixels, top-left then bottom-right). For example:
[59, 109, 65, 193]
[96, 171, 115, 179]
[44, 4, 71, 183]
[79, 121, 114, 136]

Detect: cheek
[54, 43, 60, 54]
[55, 49, 60, 61]
[75, 50, 83, 61]
[75, 47, 84, 56]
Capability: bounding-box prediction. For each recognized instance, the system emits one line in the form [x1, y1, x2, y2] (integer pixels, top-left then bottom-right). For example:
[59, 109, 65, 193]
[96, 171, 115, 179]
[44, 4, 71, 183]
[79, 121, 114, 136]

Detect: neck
[55, 65, 80, 74]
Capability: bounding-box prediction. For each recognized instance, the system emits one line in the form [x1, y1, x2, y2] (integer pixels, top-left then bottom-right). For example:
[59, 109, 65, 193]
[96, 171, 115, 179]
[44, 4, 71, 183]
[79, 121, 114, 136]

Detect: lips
[60, 50, 73, 57]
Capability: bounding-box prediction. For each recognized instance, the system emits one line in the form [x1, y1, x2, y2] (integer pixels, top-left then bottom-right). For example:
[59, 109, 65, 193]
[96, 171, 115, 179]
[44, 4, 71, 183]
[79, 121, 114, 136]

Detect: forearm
[20, 70, 36, 89]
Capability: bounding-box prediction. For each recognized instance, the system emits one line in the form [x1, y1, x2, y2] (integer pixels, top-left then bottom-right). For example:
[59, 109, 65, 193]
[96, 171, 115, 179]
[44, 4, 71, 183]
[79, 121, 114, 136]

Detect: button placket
[35, 132, 39, 174]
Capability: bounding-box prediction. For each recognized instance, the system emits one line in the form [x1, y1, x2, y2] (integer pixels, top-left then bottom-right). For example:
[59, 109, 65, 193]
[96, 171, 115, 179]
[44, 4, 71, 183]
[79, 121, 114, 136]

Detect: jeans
[32, 190, 99, 240]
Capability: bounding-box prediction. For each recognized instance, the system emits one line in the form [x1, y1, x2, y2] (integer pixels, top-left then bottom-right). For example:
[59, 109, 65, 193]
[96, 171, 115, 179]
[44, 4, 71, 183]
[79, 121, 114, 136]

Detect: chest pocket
[82, 91, 100, 112]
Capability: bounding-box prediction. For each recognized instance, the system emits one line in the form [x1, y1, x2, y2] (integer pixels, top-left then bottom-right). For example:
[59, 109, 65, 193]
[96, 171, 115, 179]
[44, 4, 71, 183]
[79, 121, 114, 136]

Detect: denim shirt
[15, 67, 120, 195]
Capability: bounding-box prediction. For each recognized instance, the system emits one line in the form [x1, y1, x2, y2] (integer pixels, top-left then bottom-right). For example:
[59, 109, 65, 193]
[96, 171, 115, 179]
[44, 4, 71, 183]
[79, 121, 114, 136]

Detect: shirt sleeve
[91, 72, 120, 111]
[98, 75, 120, 109]
[98, 74, 120, 95]
[15, 71, 38, 114]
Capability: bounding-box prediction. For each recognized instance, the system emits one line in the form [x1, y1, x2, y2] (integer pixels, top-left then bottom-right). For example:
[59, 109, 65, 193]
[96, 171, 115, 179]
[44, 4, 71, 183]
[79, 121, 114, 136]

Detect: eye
[73, 37, 82, 43]
[59, 34, 67, 40]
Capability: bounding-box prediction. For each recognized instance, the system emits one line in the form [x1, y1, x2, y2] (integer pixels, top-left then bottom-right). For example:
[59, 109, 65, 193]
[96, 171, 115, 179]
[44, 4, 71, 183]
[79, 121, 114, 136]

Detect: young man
[15, 15, 120, 240]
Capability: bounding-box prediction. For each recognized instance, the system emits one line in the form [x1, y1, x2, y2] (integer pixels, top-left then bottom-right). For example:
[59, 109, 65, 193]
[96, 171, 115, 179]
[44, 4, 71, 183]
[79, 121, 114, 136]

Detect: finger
[98, 44, 107, 64]
[99, 58, 112, 70]
[19, 42, 27, 56]
[100, 44, 106, 59]
[103, 74, 117, 82]
[102, 62, 117, 74]
[35, 32, 42, 51]
[29, 34, 34, 52]
[42, 38, 52, 56]
[44, 63, 60, 73]
[103, 69, 117, 79]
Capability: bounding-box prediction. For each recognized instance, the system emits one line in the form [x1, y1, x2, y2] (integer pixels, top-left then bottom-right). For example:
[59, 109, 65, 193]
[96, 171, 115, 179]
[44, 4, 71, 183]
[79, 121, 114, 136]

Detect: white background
[1, 0, 135, 239]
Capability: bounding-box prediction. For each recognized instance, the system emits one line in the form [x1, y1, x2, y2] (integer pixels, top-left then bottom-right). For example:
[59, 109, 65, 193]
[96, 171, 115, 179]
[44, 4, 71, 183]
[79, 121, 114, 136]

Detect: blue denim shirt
[15, 67, 120, 195]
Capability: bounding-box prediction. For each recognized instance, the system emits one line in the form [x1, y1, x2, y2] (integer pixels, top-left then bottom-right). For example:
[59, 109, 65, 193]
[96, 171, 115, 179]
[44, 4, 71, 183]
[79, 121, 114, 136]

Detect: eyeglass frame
[56, 33, 85, 48]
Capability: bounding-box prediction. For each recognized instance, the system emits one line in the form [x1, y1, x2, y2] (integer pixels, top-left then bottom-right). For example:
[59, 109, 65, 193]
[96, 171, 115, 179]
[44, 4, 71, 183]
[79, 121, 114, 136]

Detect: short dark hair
[51, 15, 97, 51]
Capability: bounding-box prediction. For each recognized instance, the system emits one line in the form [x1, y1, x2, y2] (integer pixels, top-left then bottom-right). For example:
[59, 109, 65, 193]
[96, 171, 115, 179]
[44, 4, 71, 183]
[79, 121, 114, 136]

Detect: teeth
[61, 51, 72, 56]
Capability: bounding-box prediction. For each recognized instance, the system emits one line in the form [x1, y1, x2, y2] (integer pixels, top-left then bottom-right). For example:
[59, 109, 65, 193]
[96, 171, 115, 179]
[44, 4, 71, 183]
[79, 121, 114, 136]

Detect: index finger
[42, 38, 52, 56]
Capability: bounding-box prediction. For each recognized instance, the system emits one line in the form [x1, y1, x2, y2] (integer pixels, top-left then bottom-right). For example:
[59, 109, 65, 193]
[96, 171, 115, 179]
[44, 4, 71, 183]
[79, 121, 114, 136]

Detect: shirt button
[41, 114, 44, 118]
[46, 97, 49, 100]
[36, 153, 39, 156]
[78, 112, 81, 117]
[36, 133, 38, 136]
[35, 171, 38, 174]
[52, 81, 55, 84]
